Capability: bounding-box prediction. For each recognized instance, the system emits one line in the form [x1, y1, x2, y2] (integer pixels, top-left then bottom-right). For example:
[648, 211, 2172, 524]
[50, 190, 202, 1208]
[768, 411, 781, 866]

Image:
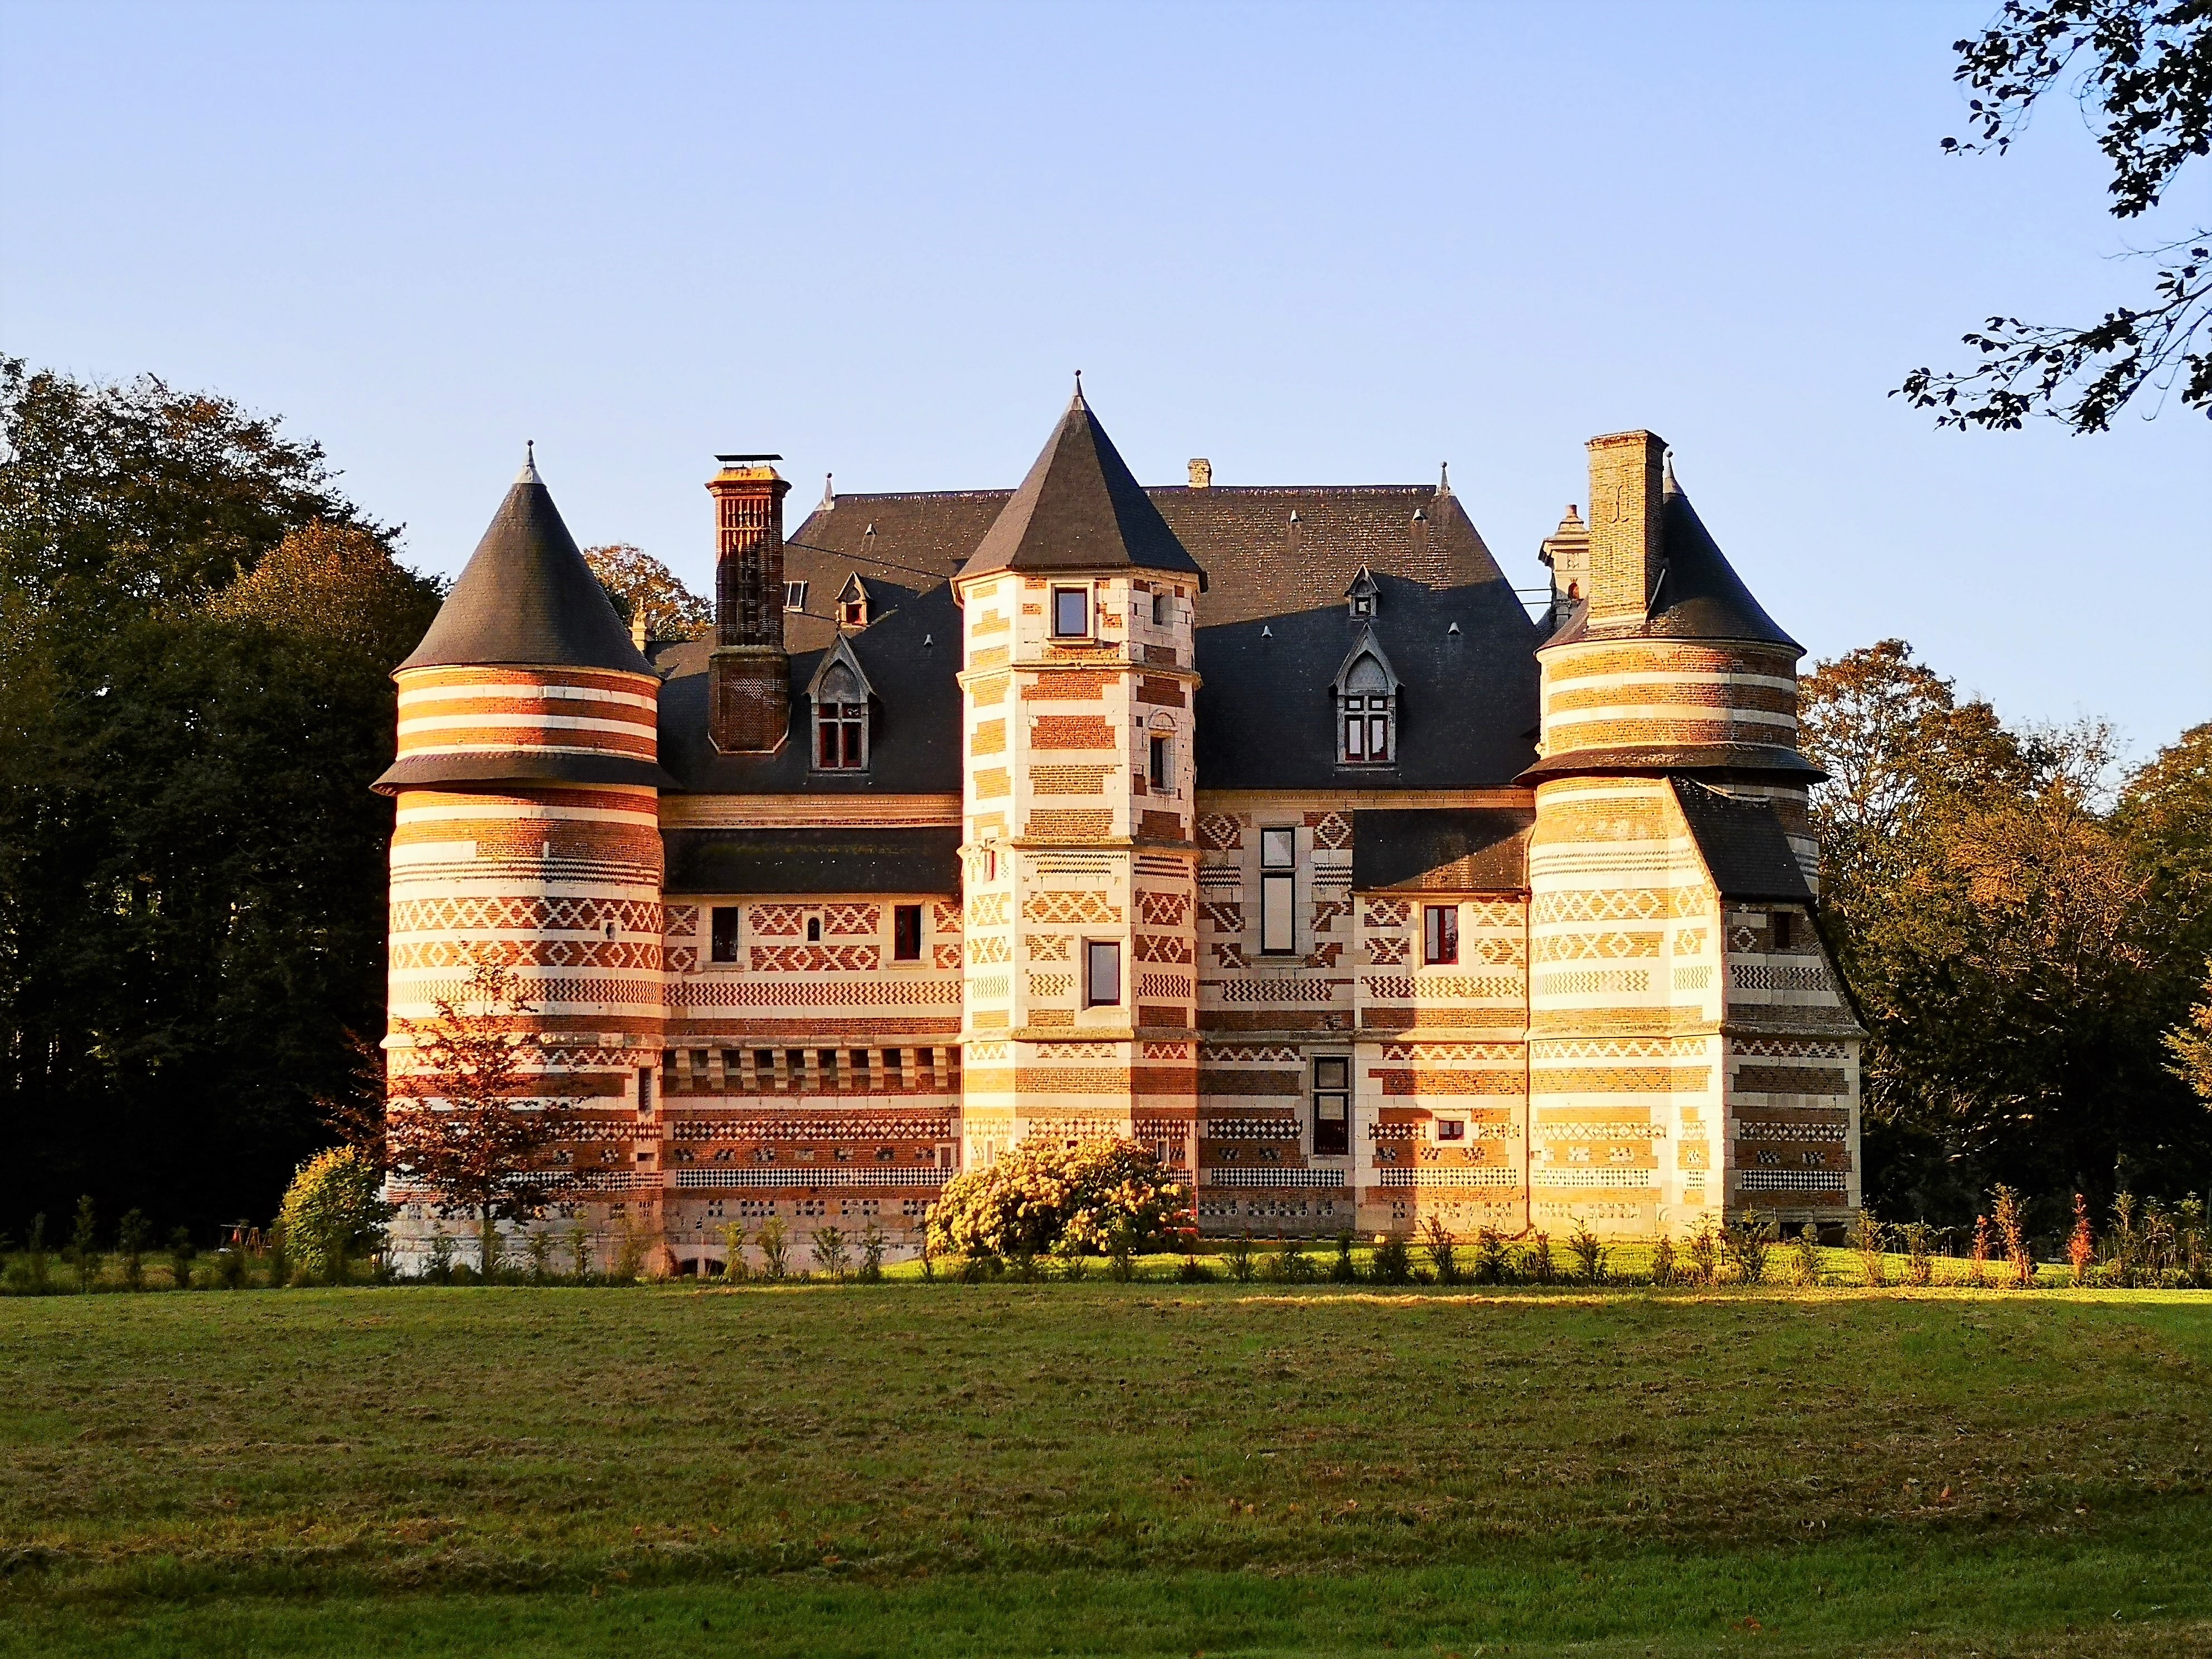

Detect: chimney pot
[1188, 457, 1212, 489]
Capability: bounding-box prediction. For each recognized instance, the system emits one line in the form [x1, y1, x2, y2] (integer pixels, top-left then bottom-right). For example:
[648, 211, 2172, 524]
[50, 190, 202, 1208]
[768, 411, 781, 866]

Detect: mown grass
[2, 1283, 2208, 1656]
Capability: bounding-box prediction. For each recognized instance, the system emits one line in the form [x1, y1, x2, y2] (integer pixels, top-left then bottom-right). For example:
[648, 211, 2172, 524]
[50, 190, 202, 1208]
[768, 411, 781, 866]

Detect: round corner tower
[1522, 430, 1861, 1242]
[375, 451, 669, 1268]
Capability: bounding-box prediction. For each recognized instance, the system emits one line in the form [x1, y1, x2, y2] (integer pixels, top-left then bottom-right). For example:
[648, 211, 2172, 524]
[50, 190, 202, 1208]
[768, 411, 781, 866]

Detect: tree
[385, 959, 579, 1274]
[926, 1137, 1191, 1260]
[581, 544, 710, 642]
[2166, 961, 2212, 1103]
[1802, 641, 2212, 1224]
[0, 361, 440, 1243]
[1896, 1, 2210, 431]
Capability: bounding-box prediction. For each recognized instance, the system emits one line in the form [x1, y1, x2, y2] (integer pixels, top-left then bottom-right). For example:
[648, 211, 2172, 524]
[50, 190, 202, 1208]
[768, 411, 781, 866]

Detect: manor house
[377, 389, 1864, 1267]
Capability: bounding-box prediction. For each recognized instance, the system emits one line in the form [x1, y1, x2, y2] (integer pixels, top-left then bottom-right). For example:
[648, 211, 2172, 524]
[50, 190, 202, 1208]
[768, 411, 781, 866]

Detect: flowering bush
[278, 1146, 390, 1284]
[927, 1138, 1190, 1260]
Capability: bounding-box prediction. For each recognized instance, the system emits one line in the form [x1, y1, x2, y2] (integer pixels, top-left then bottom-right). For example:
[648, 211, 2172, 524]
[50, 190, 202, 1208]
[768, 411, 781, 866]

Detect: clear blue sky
[3, 0, 2204, 758]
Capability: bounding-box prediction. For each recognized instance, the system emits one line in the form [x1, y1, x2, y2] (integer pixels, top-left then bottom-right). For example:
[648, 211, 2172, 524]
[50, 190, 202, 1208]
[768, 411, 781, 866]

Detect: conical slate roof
[962, 386, 1207, 585]
[397, 451, 653, 674]
[1643, 463, 1799, 651]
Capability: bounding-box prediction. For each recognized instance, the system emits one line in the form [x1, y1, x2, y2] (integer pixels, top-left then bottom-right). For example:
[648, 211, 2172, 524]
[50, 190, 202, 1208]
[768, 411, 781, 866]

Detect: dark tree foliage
[1897, 0, 2210, 431]
[1804, 644, 2212, 1234]
[0, 360, 440, 1240]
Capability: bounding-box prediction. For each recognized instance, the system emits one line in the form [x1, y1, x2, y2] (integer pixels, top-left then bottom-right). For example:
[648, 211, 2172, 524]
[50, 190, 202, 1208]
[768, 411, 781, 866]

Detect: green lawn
[2, 1283, 2208, 1656]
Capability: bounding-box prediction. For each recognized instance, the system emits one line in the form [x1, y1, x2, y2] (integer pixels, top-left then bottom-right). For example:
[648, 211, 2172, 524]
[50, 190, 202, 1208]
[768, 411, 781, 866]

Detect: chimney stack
[1584, 430, 1666, 632]
[1188, 457, 1211, 489]
[706, 455, 792, 753]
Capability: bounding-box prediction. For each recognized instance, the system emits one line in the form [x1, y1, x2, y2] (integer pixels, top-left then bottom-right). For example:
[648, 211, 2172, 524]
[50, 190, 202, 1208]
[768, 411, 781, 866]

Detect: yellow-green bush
[277, 1147, 390, 1284]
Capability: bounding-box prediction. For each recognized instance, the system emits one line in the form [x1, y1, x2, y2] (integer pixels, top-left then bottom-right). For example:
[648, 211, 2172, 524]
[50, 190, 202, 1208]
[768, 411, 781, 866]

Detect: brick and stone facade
[379, 402, 1862, 1270]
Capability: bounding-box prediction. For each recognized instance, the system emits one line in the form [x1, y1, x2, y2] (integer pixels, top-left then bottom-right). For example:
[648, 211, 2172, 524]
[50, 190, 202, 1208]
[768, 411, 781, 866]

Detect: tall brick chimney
[1584, 430, 1666, 632]
[706, 455, 792, 753]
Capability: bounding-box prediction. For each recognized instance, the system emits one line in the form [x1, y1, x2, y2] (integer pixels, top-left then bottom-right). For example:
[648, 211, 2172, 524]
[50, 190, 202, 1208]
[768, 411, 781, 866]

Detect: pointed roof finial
[518, 439, 539, 484]
[819, 472, 835, 510]
[1071, 368, 1086, 409]
[1662, 449, 1679, 495]
[1437, 460, 1452, 496]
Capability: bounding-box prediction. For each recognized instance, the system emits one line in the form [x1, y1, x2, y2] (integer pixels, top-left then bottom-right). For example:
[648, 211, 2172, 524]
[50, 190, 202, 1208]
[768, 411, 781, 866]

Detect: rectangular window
[893, 903, 923, 961]
[784, 580, 809, 612]
[1052, 585, 1090, 639]
[1148, 734, 1171, 790]
[1151, 589, 1171, 626]
[1345, 701, 1366, 760]
[818, 703, 865, 769]
[637, 1067, 654, 1114]
[1085, 938, 1122, 1007]
[710, 905, 741, 963]
[1772, 910, 1792, 949]
[1424, 904, 1459, 965]
[1313, 1056, 1350, 1156]
[1367, 709, 1390, 761]
[1260, 827, 1296, 955]
[1436, 1117, 1466, 1142]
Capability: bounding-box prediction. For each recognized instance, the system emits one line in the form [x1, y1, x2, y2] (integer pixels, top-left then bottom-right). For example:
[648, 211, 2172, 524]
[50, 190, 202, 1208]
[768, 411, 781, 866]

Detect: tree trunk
[481, 1208, 499, 1281]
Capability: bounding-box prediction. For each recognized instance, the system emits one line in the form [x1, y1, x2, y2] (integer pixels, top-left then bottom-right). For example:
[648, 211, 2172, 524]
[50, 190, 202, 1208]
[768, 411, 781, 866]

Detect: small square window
[1424, 904, 1459, 966]
[1313, 1079, 1350, 1157]
[1260, 827, 1296, 870]
[1052, 586, 1090, 639]
[1085, 938, 1122, 1007]
[1313, 1056, 1348, 1090]
[710, 906, 741, 963]
[893, 904, 923, 961]
[1436, 1118, 1466, 1142]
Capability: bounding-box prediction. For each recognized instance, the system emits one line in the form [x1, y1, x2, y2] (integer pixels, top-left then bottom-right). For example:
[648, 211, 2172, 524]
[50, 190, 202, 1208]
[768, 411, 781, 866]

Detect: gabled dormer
[805, 633, 874, 771]
[1332, 624, 1400, 765]
[835, 571, 872, 630]
[1345, 565, 1380, 620]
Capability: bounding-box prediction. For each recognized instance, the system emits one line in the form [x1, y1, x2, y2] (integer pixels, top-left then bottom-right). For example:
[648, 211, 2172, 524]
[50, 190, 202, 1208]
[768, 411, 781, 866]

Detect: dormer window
[836, 573, 869, 630]
[784, 580, 809, 613]
[1345, 565, 1380, 620]
[1332, 628, 1399, 767]
[807, 637, 874, 772]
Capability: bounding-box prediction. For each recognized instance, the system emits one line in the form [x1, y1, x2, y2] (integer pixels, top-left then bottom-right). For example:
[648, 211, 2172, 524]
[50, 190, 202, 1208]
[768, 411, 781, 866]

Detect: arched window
[811, 650, 871, 771]
[1338, 650, 1395, 764]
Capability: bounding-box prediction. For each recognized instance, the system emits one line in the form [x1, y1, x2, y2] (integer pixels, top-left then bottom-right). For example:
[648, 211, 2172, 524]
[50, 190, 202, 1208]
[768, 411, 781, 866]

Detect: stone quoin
[376, 392, 1863, 1272]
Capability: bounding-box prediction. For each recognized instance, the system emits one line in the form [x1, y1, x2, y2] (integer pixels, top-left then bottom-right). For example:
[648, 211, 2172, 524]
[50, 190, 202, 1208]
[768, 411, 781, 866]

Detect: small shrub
[279, 1147, 390, 1286]
[1224, 1233, 1257, 1283]
[756, 1217, 790, 1282]
[1687, 1220, 1718, 1287]
[1266, 1237, 1318, 1283]
[525, 1232, 554, 1285]
[1521, 1231, 1554, 1286]
[214, 1247, 248, 1290]
[1472, 1226, 1510, 1286]
[860, 1223, 892, 1283]
[1650, 1234, 1679, 1288]
[566, 1223, 593, 1281]
[1372, 1234, 1413, 1284]
[1177, 1254, 1212, 1283]
[1107, 1230, 1136, 1282]
[1990, 1185, 2032, 1288]
[719, 1221, 749, 1280]
[1903, 1222, 1934, 1287]
[918, 1231, 938, 1281]
[811, 1226, 851, 1281]
[168, 1227, 198, 1292]
[1007, 1248, 1041, 1282]
[426, 1233, 457, 1284]
[2107, 1192, 2138, 1287]
[1566, 1222, 1607, 1287]
[957, 1251, 998, 1282]
[1968, 1214, 1991, 1288]
[1851, 1209, 1886, 1288]
[1329, 1231, 1358, 1283]
[2068, 1194, 2097, 1287]
[1721, 1215, 1775, 1286]
[268, 1217, 293, 1288]
[70, 1195, 99, 1292]
[1420, 1218, 1461, 1285]
[1789, 1224, 1821, 1289]
[928, 1137, 1189, 1260]
[117, 1209, 149, 1292]
[1054, 1245, 1089, 1282]
[2179, 1194, 2208, 1288]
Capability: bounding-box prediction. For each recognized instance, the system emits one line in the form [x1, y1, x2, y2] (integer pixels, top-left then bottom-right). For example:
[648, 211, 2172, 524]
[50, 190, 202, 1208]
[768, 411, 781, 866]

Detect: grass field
[2, 1282, 2208, 1657]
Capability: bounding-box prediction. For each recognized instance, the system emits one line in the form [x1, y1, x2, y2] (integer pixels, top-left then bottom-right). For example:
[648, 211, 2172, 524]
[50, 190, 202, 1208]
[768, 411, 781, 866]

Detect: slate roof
[664, 826, 961, 896]
[398, 453, 652, 675]
[1670, 778, 1814, 903]
[748, 474, 1542, 797]
[961, 389, 1207, 585]
[1351, 808, 1536, 893]
[1520, 741, 1826, 785]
